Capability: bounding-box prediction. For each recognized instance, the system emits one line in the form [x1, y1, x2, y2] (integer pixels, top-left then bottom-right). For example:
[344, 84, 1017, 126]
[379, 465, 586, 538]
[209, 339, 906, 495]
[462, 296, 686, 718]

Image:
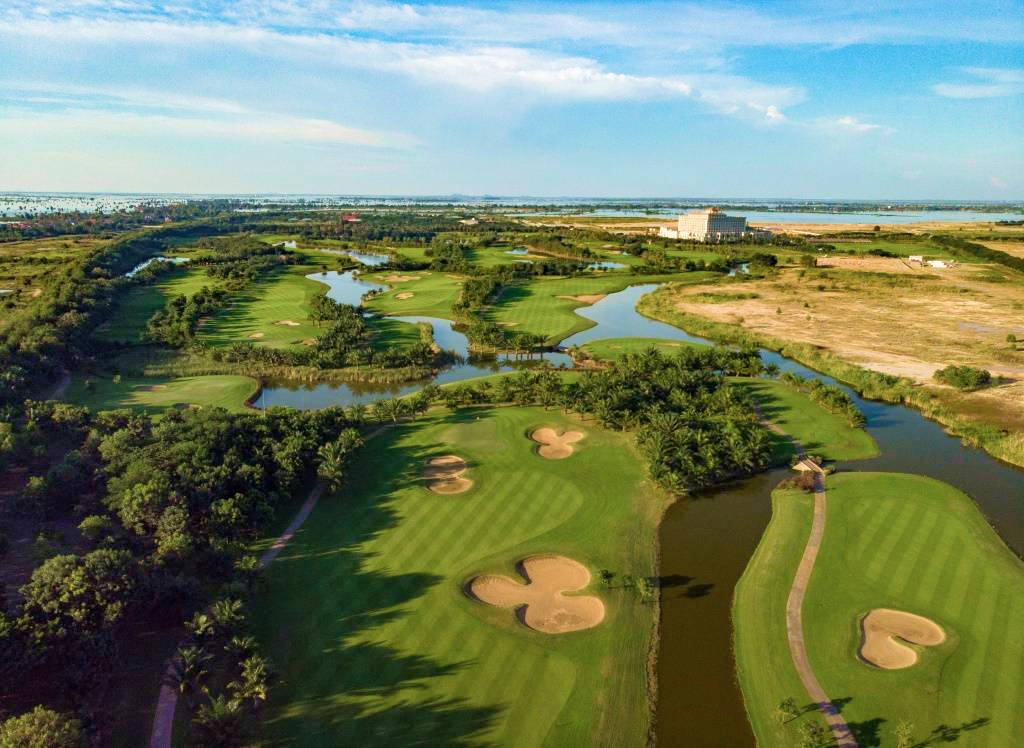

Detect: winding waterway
[256, 268, 1023, 745]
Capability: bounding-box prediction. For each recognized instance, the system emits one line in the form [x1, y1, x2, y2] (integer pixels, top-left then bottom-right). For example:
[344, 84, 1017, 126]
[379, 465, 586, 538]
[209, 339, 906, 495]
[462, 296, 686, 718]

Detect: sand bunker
[137, 384, 168, 392]
[424, 455, 473, 494]
[248, 332, 265, 339]
[530, 428, 585, 459]
[384, 274, 419, 283]
[859, 608, 946, 669]
[558, 294, 606, 304]
[276, 320, 301, 327]
[395, 292, 415, 300]
[469, 555, 605, 634]
[301, 338, 316, 346]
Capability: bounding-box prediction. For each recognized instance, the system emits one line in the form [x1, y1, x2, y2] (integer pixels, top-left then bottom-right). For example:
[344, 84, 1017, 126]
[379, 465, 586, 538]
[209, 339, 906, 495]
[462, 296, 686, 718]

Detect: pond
[125, 256, 189, 277]
[318, 248, 391, 266]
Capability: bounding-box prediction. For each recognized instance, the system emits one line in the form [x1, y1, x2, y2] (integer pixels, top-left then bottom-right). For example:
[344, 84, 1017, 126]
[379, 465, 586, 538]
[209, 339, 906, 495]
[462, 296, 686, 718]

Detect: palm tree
[346, 403, 368, 426]
[228, 655, 271, 709]
[317, 440, 349, 492]
[192, 693, 247, 747]
[166, 645, 212, 708]
[211, 598, 245, 640]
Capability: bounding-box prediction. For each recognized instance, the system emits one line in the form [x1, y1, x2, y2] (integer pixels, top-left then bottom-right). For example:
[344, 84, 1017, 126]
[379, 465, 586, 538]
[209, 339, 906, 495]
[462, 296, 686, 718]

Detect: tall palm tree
[166, 645, 212, 709]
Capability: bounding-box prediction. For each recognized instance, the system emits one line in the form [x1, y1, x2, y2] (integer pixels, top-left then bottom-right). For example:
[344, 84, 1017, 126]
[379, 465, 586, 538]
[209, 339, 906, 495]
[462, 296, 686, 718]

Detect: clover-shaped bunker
[530, 428, 585, 460]
[468, 555, 605, 634]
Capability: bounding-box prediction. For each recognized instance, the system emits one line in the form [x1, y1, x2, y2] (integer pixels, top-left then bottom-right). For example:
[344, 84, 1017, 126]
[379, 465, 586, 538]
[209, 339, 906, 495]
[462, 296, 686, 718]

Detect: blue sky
[0, 1, 1021, 198]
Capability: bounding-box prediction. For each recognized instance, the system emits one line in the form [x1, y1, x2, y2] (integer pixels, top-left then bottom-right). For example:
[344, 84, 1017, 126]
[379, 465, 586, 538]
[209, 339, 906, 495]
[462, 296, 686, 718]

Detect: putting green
[730, 378, 879, 463]
[734, 472, 1024, 747]
[364, 271, 465, 318]
[62, 374, 257, 414]
[248, 406, 667, 746]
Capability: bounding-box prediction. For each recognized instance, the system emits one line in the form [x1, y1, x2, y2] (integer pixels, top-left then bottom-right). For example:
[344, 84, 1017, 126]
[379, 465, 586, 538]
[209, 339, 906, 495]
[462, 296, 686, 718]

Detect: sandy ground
[816, 256, 926, 275]
[667, 268, 1024, 427]
[859, 608, 945, 669]
[558, 294, 607, 304]
[138, 384, 168, 391]
[531, 428, 585, 459]
[424, 455, 473, 494]
[276, 320, 301, 326]
[469, 555, 605, 634]
[248, 332, 265, 339]
[384, 274, 420, 282]
[395, 292, 415, 299]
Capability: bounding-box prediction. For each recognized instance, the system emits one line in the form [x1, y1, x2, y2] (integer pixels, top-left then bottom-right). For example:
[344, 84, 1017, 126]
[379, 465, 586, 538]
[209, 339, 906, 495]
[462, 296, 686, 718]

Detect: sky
[0, 0, 1022, 199]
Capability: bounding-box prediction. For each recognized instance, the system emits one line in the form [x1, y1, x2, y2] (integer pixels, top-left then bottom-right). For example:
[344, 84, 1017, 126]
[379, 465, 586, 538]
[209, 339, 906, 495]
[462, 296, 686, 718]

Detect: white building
[658, 207, 769, 242]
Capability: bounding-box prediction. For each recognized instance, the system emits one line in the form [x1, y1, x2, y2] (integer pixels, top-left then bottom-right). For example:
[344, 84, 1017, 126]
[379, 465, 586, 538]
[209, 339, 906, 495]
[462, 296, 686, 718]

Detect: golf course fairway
[247, 406, 668, 746]
[734, 472, 1024, 747]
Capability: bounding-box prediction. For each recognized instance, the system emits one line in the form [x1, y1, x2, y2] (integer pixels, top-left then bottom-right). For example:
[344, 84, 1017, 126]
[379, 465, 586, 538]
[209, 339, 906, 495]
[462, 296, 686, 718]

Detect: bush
[0, 706, 87, 748]
[934, 365, 991, 391]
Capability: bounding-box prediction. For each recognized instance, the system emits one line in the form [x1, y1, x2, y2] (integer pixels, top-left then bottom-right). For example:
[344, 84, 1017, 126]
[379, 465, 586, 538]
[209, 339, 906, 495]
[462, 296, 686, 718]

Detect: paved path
[149, 484, 324, 748]
[760, 414, 858, 745]
[784, 472, 859, 747]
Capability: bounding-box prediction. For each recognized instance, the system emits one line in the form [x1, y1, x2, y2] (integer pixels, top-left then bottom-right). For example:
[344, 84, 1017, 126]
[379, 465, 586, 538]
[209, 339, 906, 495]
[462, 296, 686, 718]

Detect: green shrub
[934, 365, 992, 391]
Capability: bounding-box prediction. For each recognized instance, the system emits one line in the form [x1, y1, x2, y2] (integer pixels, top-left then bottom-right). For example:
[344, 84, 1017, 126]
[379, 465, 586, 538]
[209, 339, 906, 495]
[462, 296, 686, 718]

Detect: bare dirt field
[667, 267, 1024, 427]
[469, 555, 605, 634]
[531, 427, 585, 459]
[859, 608, 946, 669]
[424, 455, 472, 494]
[979, 241, 1024, 259]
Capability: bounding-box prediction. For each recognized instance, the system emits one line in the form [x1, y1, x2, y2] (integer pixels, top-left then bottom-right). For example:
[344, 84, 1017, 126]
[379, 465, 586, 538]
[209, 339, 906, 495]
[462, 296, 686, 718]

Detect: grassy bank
[638, 284, 1024, 469]
[576, 336, 703, 361]
[731, 378, 879, 463]
[62, 374, 258, 414]
[734, 472, 1024, 747]
[248, 406, 667, 746]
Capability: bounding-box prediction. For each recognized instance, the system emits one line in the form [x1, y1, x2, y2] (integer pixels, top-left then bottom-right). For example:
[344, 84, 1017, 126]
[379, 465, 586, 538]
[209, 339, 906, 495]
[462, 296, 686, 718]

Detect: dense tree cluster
[778, 372, 867, 427]
[419, 346, 772, 491]
[147, 287, 229, 346]
[0, 402, 361, 734]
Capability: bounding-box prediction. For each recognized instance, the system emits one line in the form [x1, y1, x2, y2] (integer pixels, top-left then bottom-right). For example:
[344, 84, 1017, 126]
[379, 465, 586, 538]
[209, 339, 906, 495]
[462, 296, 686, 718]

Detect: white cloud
[932, 67, 1024, 98]
[818, 115, 893, 134]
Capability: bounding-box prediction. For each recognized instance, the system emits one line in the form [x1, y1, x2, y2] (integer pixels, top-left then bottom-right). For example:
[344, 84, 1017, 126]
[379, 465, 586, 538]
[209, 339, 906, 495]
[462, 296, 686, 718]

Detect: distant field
[63, 374, 257, 414]
[247, 406, 665, 746]
[735, 472, 1024, 747]
[578, 336, 702, 361]
[731, 378, 879, 463]
[95, 267, 214, 342]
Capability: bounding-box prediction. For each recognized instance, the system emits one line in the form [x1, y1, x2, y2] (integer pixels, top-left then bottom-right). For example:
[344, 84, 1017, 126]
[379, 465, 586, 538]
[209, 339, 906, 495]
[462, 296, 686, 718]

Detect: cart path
[149, 424, 393, 748]
[760, 415, 858, 745]
[149, 484, 324, 748]
[784, 474, 859, 747]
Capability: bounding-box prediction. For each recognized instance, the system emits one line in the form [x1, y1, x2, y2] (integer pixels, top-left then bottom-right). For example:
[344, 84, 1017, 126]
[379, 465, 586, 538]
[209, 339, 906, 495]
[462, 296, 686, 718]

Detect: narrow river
[256, 269, 1024, 746]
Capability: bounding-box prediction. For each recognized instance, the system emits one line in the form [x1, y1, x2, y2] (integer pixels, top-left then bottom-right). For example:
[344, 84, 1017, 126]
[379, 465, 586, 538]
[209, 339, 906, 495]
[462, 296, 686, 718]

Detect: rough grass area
[248, 406, 666, 746]
[579, 336, 703, 361]
[485, 272, 717, 343]
[734, 472, 1024, 747]
[730, 378, 879, 463]
[62, 374, 257, 414]
[94, 267, 213, 343]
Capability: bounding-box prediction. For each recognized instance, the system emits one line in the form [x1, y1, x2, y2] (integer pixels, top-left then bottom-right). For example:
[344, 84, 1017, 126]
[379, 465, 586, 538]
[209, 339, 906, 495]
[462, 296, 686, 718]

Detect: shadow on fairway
[258, 412, 505, 745]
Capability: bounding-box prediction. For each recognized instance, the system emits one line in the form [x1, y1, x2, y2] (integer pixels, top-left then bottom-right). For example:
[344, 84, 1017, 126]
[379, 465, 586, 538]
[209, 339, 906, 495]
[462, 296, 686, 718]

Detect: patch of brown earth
[530, 427, 584, 459]
[468, 555, 605, 634]
[395, 292, 415, 300]
[276, 320, 301, 327]
[979, 240, 1024, 259]
[558, 294, 606, 304]
[301, 338, 316, 346]
[816, 257, 925, 275]
[248, 332, 265, 339]
[137, 384, 168, 392]
[384, 274, 420, 283]
[859, 608, 946, 669]
[424, 455, 473, 494]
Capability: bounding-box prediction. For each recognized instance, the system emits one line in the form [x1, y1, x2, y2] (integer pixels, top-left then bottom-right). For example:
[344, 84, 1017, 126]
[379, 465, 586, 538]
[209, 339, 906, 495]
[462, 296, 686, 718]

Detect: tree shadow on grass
[259, 414, 508, 745]
[910, 718, 989, 747]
